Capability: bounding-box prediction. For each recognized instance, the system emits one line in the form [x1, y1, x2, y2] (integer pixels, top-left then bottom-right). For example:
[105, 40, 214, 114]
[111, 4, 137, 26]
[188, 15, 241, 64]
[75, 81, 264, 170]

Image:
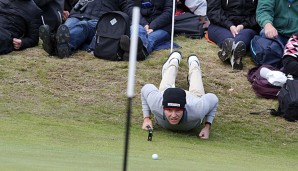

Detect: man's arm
[198, 122, 211, 139]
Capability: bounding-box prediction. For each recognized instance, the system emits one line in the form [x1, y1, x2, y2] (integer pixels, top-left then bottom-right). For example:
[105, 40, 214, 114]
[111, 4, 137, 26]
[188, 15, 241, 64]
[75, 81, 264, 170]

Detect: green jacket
[256, 0, 298, 37]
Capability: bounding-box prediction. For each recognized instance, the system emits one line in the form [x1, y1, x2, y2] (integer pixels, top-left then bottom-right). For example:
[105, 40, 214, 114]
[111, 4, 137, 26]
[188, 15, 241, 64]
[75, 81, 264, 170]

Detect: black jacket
[127, 0, 173, 33]
[34, 0, 64, 31]
[207, 0, 259, 30]
[64, 0, 79, 12]
[0, 0, 42, 49]
[69, 0, 128, 20]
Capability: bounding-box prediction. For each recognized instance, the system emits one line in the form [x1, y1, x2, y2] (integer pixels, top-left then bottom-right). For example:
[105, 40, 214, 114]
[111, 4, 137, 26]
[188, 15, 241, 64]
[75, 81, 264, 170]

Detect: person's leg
[187, 55, 205, 97]
[64, 17, 81, 30]
[234, 29, 257, 49]
[159, 51, 181, 92]
[78, 19, 98, 50]
[146, 29, 170, 53]
[207, 24, 234, 47]
[66, 19, 93, 51]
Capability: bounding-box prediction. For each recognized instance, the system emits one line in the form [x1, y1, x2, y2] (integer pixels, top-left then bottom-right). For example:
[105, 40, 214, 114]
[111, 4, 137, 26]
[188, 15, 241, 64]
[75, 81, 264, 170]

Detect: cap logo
[167, 103, 181, 107]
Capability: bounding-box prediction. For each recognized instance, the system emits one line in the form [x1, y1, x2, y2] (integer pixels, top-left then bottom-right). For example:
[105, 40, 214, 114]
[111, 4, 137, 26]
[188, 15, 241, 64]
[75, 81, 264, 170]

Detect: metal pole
[123, 1, 141, 171]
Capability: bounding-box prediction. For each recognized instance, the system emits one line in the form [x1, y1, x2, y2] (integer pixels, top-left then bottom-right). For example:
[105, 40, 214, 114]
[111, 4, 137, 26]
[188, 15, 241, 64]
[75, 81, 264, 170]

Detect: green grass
[0, 37, 298, 170]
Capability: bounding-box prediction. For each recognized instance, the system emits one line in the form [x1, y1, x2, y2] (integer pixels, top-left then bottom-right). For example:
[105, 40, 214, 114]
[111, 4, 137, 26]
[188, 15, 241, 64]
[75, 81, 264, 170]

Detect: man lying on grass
[140, 51, 219, 139]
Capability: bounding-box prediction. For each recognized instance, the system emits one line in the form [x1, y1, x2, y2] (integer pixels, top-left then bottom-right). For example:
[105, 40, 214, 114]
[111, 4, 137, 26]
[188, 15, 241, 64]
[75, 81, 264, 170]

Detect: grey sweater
[141, 84, 218, 131]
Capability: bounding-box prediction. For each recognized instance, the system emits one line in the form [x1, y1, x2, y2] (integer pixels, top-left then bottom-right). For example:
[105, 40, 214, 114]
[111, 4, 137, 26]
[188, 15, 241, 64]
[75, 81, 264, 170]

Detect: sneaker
[187, 54, 200, 84]
[120, 35, 149, 60]
[187, 54, 200, 67]
[231, 41, 246, 70]
[162, 51, 181, 78]
[56, 24, 70, 58]
[218, 38, 233, 62]
[39, 25, 55, 55]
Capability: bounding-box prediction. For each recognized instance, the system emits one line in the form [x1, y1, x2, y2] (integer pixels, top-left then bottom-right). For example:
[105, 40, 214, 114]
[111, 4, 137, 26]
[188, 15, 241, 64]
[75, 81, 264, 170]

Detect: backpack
[250, 35, 284, 69]
[174, 12, 204, 39]
[247, 65, 282, 99]
[271, 79, 298, 122]
[94, 11, 129, 61]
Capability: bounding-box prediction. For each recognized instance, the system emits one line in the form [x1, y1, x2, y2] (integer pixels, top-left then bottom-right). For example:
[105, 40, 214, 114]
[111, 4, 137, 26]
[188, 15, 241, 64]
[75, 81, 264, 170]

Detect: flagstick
[123, 1, 141, 171]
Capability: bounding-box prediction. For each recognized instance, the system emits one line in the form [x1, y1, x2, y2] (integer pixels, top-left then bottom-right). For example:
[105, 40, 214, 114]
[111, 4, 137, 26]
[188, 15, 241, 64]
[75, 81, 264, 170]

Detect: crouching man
[140, 51, 219, 139]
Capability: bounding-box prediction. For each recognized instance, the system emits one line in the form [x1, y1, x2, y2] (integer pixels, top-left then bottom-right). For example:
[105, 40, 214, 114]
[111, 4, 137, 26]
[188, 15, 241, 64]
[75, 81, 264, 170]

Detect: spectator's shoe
[39, 25, 55, 55]
[231, 41, 246, 70]
[120, 35, 149, 61]
[218, 38, 233, 62]
[56, 24, 70, 58]
[187, 54, 200, 84]
[283, 33, 298, 58]
[162, 51, 181, 78]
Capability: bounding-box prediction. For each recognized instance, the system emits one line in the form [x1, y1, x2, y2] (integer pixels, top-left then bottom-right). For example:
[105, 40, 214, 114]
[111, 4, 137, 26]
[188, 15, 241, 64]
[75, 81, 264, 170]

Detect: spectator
[282, 32, 298, 78]
[207, 0, 260, 70]
[39, 0, 128, 58]
[256, 0, 298, 67]
[120, 0, 173, 60]
[0, 0, 41, 55]
[141, 51, 218, 139]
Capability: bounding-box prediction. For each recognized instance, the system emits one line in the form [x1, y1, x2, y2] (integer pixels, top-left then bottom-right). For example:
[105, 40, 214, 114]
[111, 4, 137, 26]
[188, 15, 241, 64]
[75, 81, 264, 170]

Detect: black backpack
[272, 79, 298, 122]
[94, 11, 130, 61]
[174, 12, 204, 39]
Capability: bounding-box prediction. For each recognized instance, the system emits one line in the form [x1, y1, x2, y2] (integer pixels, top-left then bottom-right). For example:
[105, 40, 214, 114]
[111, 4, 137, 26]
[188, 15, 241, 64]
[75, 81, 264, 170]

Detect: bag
[174, 12, 204, 39]
[94, 11, 129, 61]
[250, 35, 284, 69]
[272, 79, 298, 122]
[247, 65, 282, 99]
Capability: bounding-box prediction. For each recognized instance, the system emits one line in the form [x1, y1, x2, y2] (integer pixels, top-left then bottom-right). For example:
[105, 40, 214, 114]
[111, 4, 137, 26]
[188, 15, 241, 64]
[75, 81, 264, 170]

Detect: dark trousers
[208, 24, 257, 49]
[0, 27, 13, 55]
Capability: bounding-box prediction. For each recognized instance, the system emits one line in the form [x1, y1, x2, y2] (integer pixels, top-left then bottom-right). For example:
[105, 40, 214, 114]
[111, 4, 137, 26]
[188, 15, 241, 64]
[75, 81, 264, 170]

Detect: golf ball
[152, 153, 158, 160]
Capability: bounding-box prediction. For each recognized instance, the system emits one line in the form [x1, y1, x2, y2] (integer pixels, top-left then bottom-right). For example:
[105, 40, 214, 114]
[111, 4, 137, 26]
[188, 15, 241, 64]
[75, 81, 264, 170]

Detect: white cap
[260, 67, 287, 87]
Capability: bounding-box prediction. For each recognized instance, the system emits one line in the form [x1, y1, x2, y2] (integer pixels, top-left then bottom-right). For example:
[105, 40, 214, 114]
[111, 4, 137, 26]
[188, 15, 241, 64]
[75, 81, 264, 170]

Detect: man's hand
[63, 11, 70, 21]
[13, 38, 22, 50]
[142, 117, 153, 130]
[198, 124, 211, 139]
[230, 25, 238, 37]
[144, 25, 154, 34]
[236, 25, 244, 33]
[264, 23, 278, 39]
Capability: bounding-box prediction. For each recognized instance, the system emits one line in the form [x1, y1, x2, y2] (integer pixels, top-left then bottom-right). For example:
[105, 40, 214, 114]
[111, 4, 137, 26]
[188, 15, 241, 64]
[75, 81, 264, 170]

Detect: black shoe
[218, 38, 233, 62]
[120, 35, 149, 60]
[39, 25, 55, 55]
[56, 24, 70, 58]
[231, 41, 246, 70]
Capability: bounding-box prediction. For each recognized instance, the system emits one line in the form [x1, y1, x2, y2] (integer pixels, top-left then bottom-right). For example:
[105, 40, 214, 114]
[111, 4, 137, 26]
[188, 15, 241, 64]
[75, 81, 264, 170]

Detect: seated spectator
[282, 32, 298, 78]
[0, 0, 41, 55]
[141, 51, 218, 139]
[255, 0, 298, 67]
[39, 0, 128, 58]
[207, 0, 260, 70]
[120, 0, 173, 60]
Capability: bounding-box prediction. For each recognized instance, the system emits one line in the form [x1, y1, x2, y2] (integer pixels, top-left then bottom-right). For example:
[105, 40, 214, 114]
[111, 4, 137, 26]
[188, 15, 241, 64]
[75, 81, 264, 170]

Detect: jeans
[208, 24, 257, 49]
[64, 17, 98, 51]
[137, 25, 170, 54]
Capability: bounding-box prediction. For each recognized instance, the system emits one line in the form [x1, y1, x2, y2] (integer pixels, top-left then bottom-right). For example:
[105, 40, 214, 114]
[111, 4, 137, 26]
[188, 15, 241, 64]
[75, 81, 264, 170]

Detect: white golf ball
[152, 153, 158, 160]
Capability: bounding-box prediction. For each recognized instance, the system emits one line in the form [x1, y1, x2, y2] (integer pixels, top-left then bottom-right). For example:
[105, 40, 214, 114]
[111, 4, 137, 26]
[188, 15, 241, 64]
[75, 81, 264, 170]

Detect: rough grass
[0, 37, 298, 170]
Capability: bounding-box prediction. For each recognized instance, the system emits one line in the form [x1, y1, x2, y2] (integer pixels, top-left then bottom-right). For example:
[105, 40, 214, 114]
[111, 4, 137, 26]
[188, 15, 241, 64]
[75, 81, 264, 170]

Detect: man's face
[164, 109, 184, 125]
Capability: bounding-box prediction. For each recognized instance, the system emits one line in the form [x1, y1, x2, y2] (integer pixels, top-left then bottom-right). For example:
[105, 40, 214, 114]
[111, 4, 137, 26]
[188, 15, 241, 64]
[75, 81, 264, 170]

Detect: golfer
[141, 51, 218, 139]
